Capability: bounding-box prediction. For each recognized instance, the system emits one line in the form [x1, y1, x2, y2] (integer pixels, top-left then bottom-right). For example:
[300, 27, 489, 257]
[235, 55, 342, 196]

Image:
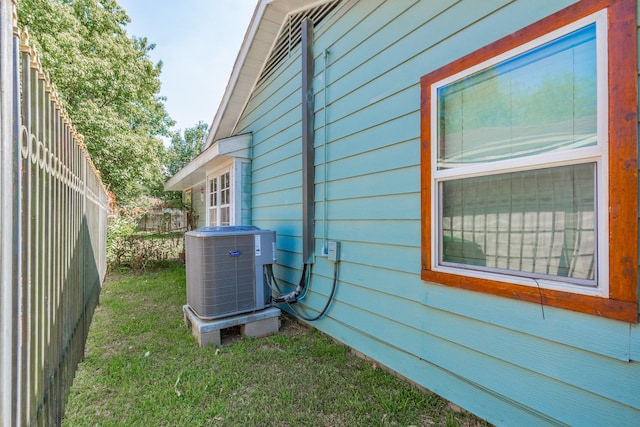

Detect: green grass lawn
[63, 262, 489, 426]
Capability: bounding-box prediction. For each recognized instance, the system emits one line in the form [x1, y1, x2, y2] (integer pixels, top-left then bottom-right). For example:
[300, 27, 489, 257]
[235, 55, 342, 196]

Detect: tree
[160, 121, 208, 205]
[166, 121, 208, 177]
[17, 0, 174, 203]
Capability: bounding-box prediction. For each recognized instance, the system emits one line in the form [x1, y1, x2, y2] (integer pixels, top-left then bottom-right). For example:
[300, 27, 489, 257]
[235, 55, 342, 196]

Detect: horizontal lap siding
[237, 0, 640, 424]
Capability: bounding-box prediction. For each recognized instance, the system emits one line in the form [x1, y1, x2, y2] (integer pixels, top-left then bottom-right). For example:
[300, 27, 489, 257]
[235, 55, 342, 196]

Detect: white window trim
[207, 163, 234, 227]
[231, 158, 246, 226]
[429, 10, 609, 298]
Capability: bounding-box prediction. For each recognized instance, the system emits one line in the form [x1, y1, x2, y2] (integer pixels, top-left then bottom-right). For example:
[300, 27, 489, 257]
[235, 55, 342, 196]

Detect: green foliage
[160, 120, 209, 205]
[107, 205, 184, 271]
[115, 233, 184, 272]
[166, 120, 208, 176]
[17, 0, 174, 203]
[106, 214, 138, 266]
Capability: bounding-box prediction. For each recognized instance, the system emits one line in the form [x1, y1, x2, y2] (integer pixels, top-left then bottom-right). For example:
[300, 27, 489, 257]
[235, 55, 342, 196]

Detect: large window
[420, 0, 637, 322]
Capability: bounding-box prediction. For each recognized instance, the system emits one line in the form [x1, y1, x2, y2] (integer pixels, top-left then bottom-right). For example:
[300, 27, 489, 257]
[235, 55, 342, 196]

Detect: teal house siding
[240, 162, 252, 225]
[172, 0, 640, 425]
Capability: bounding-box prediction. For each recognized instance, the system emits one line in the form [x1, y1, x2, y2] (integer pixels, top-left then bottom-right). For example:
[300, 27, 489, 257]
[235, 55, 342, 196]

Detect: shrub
[107, 208, 184, 271]
[106, 214, 139, 267]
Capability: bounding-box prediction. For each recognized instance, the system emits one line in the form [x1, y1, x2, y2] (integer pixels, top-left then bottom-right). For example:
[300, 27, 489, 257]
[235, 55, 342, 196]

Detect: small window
[420, 0, 637, 322]
[208, 170, 231, 226]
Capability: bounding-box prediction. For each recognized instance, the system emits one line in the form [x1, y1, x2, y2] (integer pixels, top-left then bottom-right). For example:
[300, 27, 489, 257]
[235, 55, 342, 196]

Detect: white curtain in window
[438, 24, 597, 169]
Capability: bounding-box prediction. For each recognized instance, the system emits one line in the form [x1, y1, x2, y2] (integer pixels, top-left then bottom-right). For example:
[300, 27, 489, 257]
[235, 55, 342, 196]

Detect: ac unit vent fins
[185, 226, 276, 320]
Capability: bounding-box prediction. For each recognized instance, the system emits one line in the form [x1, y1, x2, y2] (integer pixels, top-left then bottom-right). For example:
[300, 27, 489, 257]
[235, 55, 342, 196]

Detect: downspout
[301, 17, 315, 264]
[271, 17, 340, 322]
[322, 48, 329, 255]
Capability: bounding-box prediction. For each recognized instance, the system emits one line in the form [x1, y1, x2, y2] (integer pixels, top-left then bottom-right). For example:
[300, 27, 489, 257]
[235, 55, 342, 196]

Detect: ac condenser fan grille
[185, 226, 275, 320]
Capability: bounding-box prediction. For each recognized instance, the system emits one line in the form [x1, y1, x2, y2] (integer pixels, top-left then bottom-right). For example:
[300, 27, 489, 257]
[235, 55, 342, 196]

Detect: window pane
[440, 163, 596, 283]
[220, 207, 230, 226]
[221, 172, 230, 205]
[438, 24, 596, 169]
[209, 208, 218, 226]
[209, 178, 217, 207]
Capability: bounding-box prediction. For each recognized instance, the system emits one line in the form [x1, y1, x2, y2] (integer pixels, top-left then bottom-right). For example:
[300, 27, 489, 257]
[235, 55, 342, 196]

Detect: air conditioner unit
[185, 226, 276, 320]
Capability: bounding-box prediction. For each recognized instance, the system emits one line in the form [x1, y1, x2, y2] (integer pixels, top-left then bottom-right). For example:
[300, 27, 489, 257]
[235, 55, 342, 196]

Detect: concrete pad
[183, 305, 281, 347]
[241, 316, 280, 338]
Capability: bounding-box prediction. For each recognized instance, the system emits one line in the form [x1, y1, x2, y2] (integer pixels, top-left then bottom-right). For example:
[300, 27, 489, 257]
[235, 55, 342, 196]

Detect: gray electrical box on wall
[185, 226, 276, 320]
[328, 241, 340, 262]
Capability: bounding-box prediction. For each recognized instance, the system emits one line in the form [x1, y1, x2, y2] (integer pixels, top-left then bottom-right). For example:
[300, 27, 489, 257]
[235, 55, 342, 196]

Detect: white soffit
[164, 133, 251, 191]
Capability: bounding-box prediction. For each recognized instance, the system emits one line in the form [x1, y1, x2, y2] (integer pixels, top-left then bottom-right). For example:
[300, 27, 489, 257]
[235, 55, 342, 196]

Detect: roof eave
[204, 0, 327, 148]
[164, 133, 252, 191]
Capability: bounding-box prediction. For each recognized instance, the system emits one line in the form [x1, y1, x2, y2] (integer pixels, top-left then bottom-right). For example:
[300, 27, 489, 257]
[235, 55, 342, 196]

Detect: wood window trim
[420, 0, 638, 323]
